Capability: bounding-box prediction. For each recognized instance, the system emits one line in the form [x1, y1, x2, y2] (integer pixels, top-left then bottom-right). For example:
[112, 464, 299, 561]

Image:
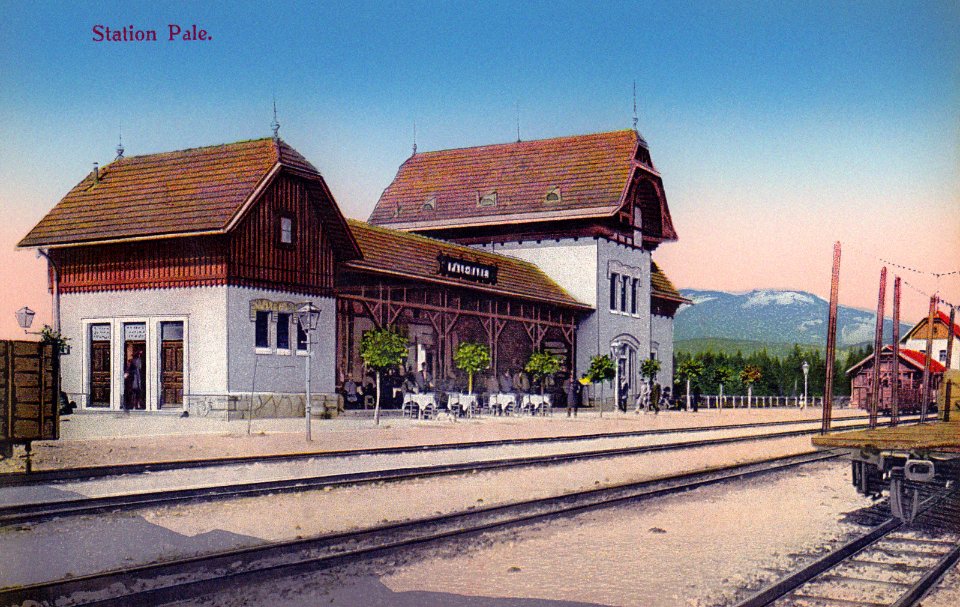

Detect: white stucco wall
[903, 337, 960, 370]
[225, 286, 336, 396]
[59, 286, 228, 409]
[475, 239, 598, 307]
[474, 236, 674, 398]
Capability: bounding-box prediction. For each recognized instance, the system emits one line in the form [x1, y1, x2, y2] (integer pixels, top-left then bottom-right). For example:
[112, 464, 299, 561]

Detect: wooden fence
[699, 395, 827, 409]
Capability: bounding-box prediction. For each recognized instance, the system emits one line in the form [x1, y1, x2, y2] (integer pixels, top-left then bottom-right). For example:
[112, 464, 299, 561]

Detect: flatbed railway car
[812, 417, 960, 521]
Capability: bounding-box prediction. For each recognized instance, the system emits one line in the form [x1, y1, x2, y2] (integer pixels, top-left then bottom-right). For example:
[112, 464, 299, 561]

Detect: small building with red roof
[846, 345, 945, 413]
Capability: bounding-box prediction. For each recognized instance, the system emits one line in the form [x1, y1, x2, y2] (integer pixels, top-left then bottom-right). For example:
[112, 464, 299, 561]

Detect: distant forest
[673, 344, 874, 397]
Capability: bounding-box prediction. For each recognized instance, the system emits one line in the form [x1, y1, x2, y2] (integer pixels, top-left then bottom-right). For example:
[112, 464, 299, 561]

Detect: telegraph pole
[919, 295, 937, 423]
[891, 276, 901, 426]
[868, 267, 886, 429]
[822, 242, 841, 434]
[944, 306, 956, 422]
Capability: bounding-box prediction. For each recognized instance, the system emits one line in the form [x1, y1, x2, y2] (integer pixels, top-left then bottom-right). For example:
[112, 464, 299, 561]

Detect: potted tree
[453, 341, 490, 395]
[525, 351, 562, 414]
[740, 364, 762, 409]
[586, 354, 615, 417]
[676, 359, 705, 411]
[359, 327, 409, 426]
[714, 366, 735, 412]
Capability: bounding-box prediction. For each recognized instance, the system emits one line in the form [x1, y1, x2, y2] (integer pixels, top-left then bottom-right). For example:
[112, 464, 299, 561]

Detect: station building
[19, 129, 685, 417]
[368, 129, 688, 403]
[19, 138, 363, 416]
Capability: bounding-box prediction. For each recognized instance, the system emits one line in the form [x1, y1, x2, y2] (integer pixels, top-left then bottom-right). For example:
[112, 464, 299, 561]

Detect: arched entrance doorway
[611, 334, 641, 411]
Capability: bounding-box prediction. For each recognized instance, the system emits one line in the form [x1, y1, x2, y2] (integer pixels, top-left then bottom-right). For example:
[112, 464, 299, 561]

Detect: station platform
[1, 407, 868, 475]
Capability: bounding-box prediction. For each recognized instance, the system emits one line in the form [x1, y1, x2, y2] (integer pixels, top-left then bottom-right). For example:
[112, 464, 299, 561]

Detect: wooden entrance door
[160, 340, 184, 408]
[90, 341, 111, 407]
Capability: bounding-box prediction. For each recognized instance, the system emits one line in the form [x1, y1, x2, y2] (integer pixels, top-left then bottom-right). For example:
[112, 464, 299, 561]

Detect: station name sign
[437, 254, 498, 285]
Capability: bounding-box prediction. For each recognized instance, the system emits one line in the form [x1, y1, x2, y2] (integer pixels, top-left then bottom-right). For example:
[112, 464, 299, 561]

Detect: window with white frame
[277, 312, 291, 352]
[609, 273, 619, 311]
[620, 275, 628, 313]
[279, 214, 295, 245]
[255, 311, 271, 349]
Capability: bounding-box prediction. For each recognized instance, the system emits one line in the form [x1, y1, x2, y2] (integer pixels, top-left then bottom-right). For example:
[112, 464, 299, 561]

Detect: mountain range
[674, 289, 913, 355]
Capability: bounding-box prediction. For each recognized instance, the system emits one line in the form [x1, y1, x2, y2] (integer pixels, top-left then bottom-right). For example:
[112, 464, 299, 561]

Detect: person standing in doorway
[124, 352, 144, 410]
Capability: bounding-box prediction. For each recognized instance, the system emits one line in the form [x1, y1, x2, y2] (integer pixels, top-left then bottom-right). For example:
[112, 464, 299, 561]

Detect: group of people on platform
[339, 363, 571, 413]
[339, 364, 699, 416]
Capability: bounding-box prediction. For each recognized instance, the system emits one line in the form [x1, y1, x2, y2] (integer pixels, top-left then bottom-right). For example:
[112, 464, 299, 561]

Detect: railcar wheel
[889, 469, 919, 522]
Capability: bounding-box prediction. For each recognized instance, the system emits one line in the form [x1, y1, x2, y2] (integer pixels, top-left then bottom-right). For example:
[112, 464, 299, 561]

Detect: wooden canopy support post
[944, 305, 956, 422]
[920, 295, 937, 423]
[891, 276, 901, 426]
[822, 242, 841, 434]
[868, 266, 887, 429]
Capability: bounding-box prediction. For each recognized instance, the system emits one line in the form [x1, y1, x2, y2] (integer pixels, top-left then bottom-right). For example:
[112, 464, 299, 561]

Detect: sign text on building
[437, 254, 498, 285]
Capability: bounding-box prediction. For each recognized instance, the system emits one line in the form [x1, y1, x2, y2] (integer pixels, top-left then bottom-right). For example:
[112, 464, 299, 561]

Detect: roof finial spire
[412, 120, 417, 155]
[270, 97, 280, 140]
[115, 123, 125, 159]
[515, 101, 521, 143]
[632, 80, 638, 132]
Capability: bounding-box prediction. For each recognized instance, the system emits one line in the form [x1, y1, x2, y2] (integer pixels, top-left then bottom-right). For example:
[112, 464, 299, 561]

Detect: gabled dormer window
[422, 196, 437, 211]
[278, 213, 295, 246]
[545, 187, 561, 203]
[478, 191, 497, 207]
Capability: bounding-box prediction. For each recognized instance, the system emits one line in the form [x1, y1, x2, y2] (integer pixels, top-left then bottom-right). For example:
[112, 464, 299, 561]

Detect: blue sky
[1, 1, 958, 335]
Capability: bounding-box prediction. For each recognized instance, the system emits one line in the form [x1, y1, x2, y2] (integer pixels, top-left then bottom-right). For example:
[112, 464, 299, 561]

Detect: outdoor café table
[521, 393, 551, 415]
[487, 392, 517, 416]
[447, 393, 477, 417]
[403, 392, 437, 419]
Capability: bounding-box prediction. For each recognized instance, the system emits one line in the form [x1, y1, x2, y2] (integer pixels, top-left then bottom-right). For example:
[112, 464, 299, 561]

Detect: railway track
[735, 487, 960, 607]
[0, 419, 895, 527]
[0, 414, 895, 488]
[0, 449, 843, 607]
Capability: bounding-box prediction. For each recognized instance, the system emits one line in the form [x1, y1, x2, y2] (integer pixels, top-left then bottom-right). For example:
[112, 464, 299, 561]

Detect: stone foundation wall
[186, 393, 343, 420]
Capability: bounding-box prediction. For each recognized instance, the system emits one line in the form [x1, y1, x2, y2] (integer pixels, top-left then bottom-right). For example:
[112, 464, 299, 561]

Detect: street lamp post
[297, 302, 322, 441]
[801, 360, 810, 411]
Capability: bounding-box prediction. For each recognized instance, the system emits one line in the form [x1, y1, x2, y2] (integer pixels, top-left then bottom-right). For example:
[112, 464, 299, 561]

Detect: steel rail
[0, 413, 899, 488]
[734, 489, 958, 607]
[0, 450, 842, 607]
[0, 421, 886, 527]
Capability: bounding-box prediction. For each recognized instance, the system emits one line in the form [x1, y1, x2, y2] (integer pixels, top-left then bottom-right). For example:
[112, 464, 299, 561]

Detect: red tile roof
[847, 345, 947, 375]
[936, 310, 960, 337]
[344, 220, 589, 310]
[651, 261, 690, 303]
[369, 130, 668, 232]
[19, 138, 323, 247]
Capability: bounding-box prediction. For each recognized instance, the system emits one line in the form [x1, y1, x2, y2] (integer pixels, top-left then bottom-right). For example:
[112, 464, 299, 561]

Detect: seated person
[343, 377, 359, 407]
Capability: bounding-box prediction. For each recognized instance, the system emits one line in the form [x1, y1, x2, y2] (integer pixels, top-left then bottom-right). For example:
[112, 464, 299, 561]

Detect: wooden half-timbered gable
[19, 138, 359, 416]
[367, 129, 688, 399]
